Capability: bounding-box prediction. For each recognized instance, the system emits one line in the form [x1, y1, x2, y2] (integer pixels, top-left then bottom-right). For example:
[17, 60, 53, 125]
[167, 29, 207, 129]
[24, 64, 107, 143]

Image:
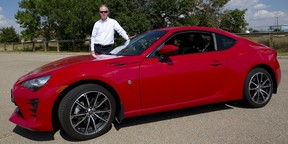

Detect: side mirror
[156, 44, 179, 62]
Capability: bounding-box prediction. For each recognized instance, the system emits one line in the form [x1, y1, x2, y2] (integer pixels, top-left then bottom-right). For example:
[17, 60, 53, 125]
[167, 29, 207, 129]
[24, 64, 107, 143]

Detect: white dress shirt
[90, 17, 129, 51]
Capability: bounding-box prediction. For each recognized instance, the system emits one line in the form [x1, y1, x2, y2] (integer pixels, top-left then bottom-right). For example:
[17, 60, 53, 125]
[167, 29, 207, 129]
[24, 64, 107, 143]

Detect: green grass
[242, 34, 288, 53]
[277, 52, 288, 56]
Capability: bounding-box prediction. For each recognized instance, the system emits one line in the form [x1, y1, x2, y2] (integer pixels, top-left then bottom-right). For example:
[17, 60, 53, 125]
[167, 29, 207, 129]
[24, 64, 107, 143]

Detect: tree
[193, 0, 229, 27]
[139, 0, 234, 29]
[15, 0, 248, 41]
[45, 0, 100, 40]
[0, 27, 19, 43]
[145, 0, 198, 28]
[15, 0, 41, 41]
[220, 9, 248, 33]
[16, 0, 100, 40]
[101, 0, 152, 35]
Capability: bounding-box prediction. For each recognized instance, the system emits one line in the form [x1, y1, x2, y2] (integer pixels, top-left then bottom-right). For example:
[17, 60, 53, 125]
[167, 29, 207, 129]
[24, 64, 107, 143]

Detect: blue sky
[0, 0, 288, 34]
[225, 0, 288, 28]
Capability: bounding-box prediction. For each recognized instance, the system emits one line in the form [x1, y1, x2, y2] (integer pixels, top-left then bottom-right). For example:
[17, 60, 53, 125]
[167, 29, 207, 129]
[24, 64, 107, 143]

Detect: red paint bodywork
[9, 26, 281, 131]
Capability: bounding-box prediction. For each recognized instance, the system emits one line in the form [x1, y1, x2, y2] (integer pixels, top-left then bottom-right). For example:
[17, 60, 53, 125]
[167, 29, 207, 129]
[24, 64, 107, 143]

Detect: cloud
[253, 4, 269, 9]
[0, 15, 9, 26]
[225, 0, 259, 10]
[0, 6, 22, 33]
[254, 10, 286, 19]
[0, 10, 10, 27]
[0, 6, 10, 26]
[225, 0, 288, 27]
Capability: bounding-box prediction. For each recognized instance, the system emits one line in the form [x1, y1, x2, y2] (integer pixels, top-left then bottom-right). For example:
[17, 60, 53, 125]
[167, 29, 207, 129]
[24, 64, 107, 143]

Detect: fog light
[28, 99, 39, 117]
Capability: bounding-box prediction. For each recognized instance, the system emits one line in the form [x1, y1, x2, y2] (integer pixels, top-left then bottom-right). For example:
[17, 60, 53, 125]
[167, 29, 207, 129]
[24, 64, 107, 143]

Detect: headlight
[21, 75, 51, 91]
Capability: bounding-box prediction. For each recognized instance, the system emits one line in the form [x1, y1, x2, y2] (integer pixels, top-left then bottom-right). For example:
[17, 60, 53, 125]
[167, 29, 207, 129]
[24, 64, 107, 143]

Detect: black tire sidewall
[58, 84, 116, 141]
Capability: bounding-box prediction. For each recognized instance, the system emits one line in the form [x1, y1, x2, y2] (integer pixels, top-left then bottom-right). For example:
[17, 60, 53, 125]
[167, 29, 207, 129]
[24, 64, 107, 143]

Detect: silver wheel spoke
[90, 116, 98, 132]
[250, 87, 257, 90]
[260, 73, 264, 83]
[256, 74, 260, 84]
[73, 115, 88, 128]
[93, 93, 101, 107]
[262, 79, 269, 85]
[96, 97, 108, 108]
[262, 84, 271, 89]
[260, 89, 269, 97]
[259, 92, 267, 101]
[76, 100, 88, 110]
[85, 116, 91, 134]
[256, 92, 260, 103]
[71, 113, 87, 119]
[84, 94, 91, 108]
[93, 113, 108, 122]
[251, 81, 258, 87]
[251, 91, 258, 100]
[96, 110, 111, 114]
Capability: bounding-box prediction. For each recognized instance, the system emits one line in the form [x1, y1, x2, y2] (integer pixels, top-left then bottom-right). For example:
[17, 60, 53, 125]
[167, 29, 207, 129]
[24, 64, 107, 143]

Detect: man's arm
[113, 20, 129, 41]
[90, 22, 97, 54]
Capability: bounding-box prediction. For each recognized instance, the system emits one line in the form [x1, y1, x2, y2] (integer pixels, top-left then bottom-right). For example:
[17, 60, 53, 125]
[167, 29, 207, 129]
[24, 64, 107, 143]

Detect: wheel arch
[248, 64, 278, 93]
[51, 79, 123, 130]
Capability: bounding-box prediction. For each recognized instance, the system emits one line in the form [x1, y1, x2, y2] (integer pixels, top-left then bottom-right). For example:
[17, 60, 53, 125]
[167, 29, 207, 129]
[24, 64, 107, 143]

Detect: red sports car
[10, 26, 281, 140]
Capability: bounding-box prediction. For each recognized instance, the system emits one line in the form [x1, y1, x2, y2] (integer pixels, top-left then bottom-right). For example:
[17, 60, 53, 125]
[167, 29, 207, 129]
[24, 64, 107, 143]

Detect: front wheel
[58, 84, 116, 140]
[243, 68, 273, 108]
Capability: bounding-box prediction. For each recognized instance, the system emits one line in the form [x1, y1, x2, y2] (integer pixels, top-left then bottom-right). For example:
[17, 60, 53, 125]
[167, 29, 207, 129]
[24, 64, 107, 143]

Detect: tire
[58, 84, 116, 140]
[243, 68, 273, 108]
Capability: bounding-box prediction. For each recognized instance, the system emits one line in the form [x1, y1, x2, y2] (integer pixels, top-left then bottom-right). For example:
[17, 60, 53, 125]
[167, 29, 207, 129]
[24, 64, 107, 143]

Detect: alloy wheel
[248, 72, 272, 105]
[70, 91, 112, 135]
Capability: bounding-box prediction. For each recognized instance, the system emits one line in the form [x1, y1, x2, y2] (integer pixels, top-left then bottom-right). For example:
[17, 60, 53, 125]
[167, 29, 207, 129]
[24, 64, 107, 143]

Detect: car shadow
[12, 101, 244, 141]
[114, 102, 240, 130]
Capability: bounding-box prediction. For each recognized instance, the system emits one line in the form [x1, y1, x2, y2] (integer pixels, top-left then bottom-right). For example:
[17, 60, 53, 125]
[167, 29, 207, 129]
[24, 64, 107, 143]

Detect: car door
[139, 32, 228, 109]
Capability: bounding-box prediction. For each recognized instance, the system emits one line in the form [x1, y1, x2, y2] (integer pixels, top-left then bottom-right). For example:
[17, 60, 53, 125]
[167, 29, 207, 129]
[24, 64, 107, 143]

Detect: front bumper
[9, 86, 60, 131]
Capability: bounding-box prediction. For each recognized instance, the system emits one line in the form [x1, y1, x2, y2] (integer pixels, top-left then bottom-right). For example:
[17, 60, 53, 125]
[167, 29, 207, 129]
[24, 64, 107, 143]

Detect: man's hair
[99, 5, 109, 11]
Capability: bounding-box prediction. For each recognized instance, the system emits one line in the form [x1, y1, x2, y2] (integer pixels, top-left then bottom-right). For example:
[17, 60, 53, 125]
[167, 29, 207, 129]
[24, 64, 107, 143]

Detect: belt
[95, 44, 112, 48]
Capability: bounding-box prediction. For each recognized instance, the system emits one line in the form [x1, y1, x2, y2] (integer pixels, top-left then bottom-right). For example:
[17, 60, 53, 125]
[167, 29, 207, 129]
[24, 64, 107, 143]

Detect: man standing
[90, 5, 129, 54]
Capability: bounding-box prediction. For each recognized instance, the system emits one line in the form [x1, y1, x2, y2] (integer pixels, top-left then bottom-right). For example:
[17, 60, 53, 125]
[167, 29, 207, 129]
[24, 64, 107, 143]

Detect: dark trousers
[94, 44, 113, 54]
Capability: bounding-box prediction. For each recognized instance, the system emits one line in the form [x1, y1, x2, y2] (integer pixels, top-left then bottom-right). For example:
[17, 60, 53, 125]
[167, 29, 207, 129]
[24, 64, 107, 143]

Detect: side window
[164, 32, 215, 55]
[216, 34, 236, 50]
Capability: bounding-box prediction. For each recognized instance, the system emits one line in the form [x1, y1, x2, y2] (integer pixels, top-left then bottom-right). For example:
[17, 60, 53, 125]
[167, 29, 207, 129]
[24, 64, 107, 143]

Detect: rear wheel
[243, 68, 273, 108]
[58, 84, 116, 140]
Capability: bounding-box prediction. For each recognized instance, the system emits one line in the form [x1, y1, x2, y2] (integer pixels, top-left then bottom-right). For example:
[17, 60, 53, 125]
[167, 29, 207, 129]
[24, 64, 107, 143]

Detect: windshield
[111, 30, 167, 56]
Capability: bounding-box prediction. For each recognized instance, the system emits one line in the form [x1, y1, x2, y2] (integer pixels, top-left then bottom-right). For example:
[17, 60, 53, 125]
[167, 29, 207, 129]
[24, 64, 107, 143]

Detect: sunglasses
[99, 11, 108, 13]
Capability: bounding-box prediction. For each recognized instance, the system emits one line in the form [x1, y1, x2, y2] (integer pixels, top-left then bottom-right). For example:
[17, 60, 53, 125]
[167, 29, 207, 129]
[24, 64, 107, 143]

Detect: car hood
[17, 54, 128, 83]
[37, 54, 122, 72]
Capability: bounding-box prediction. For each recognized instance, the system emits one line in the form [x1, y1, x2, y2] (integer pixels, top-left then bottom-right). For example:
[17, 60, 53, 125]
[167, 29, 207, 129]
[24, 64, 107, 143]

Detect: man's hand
[129, 35, 136, 39]
[91, 51, 97, 58]
[124, 39, 130, 46]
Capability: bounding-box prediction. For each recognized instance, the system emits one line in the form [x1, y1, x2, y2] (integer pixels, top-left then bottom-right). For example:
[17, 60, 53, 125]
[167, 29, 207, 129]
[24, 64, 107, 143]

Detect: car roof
[154, 26, 242, 39]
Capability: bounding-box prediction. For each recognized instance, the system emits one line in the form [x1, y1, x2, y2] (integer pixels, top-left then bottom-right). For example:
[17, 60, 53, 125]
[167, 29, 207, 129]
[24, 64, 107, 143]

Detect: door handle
[210, 60, 222, 66]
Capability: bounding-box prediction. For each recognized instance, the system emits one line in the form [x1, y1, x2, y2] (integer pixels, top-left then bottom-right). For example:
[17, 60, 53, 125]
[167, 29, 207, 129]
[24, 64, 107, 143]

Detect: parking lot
[0, 53, 287, 144]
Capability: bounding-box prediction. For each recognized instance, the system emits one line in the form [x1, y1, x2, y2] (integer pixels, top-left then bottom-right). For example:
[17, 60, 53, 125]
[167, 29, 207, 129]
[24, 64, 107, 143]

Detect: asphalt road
[0, 53, 287, 144]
